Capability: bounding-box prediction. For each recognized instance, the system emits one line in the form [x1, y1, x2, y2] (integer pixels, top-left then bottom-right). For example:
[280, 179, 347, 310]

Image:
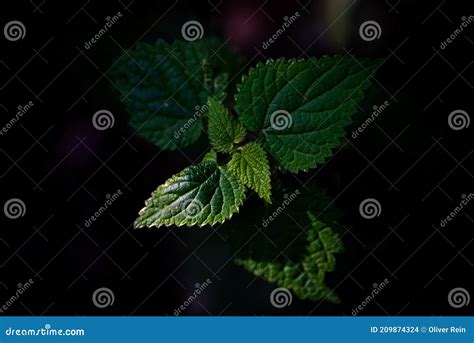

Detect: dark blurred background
[0, 0, 472, 316]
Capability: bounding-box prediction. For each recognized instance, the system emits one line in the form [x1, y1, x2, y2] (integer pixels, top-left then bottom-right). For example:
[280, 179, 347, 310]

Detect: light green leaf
[207, 97, 246, 153]
[226, 187, 344, 303]
[135, 153, 246, 228]
[227, 142, 272, 203]
[110, 38, 237, 149]
[235, 56, 381, 172]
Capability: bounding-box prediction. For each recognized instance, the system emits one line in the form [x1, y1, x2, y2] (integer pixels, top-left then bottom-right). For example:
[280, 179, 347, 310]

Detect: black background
[0, 0, 472, 316]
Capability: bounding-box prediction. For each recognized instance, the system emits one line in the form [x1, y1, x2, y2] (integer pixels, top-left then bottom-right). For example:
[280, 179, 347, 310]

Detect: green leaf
[207, 97, 246, 153]
[235, 56, 381, 172]
[227, 142, 272, 203]
[110, 38, 238, 150]
[226, 186, 344, 303]
[135, 153, 246, 228]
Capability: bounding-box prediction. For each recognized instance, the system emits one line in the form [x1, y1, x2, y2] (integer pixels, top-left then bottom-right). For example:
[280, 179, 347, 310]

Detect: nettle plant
[111, 38, 380, 303]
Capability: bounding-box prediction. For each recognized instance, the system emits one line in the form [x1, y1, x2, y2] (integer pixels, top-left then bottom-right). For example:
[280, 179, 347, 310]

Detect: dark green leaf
[235, 56, 381, 172]
[111, 38, 238, 149]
